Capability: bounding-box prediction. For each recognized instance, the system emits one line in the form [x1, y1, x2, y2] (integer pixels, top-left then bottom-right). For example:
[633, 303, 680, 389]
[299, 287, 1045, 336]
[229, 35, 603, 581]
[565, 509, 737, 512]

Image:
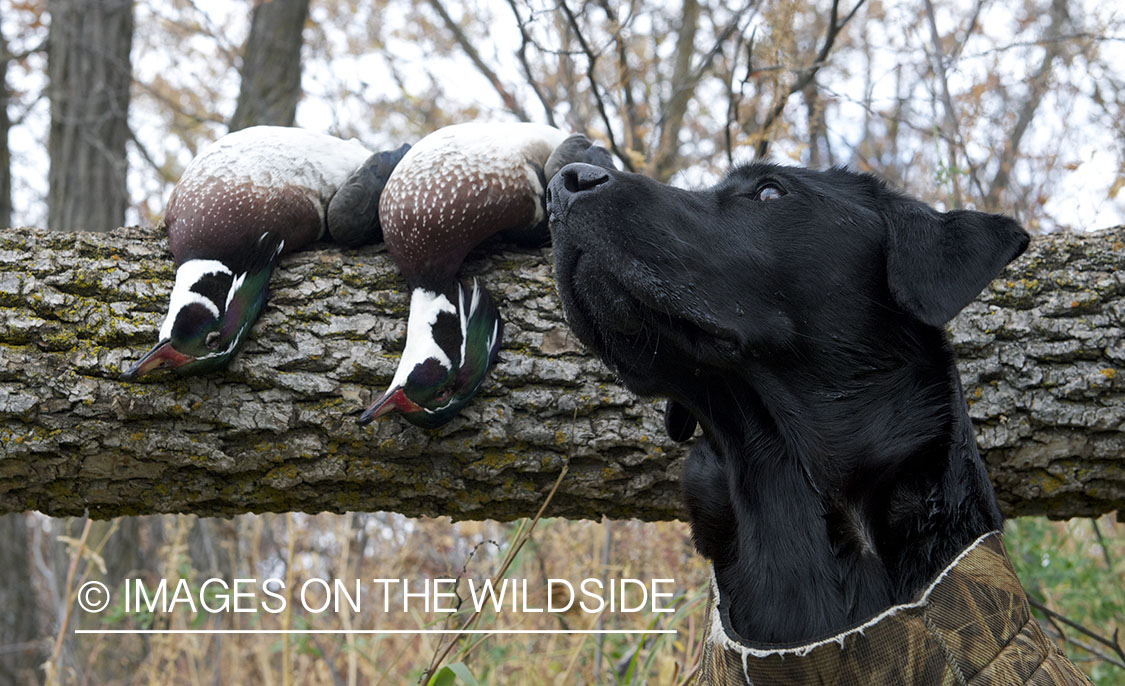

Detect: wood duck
[357, 121, 614, 428]
[122, 125, 409, 379]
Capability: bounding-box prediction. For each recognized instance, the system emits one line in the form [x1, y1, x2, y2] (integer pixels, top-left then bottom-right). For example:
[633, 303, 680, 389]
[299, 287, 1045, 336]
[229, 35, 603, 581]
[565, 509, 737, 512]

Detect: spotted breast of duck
[123, 125, 409, 379]
[358, 121, 614, 429]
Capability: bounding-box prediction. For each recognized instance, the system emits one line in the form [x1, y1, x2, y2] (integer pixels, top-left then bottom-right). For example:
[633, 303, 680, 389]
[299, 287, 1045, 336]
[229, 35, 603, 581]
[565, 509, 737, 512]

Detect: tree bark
[0, 225, 1122, 521]
[46, 0, 132, 232]
[228, 0, 310, 132]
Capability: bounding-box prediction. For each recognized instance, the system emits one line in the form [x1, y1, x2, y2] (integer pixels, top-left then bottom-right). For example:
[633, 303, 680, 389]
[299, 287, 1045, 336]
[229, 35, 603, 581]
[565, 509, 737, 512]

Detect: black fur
[664, 400, 698, 443]
[547, 162, 1028, 644]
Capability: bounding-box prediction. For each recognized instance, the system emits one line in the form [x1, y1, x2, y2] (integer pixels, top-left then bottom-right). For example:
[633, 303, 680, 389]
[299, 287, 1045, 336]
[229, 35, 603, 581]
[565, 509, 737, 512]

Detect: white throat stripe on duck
[457, 280, 476, 366]
[390, 288, 457, 389]
[224, 238, 283, 309]
[225, 273, 246, 310]
[457, 278, 498, 365]
[159, 259, 233, 341]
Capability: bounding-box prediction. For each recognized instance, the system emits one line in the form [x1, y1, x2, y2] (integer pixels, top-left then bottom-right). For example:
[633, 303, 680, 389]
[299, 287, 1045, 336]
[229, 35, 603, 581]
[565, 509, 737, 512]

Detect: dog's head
[547, 163, 1028, 437]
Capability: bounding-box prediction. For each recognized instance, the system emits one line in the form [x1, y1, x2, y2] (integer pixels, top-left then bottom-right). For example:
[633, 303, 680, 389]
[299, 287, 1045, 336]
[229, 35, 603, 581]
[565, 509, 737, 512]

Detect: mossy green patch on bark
[0, 226, 1121, 520]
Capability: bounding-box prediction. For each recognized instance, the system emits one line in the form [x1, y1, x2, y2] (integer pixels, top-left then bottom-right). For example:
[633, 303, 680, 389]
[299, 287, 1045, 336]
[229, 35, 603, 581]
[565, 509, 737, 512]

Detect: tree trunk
[0, 225, 1122, 521]
[228, 0, 310, 132]
[0, 513, 43, 685]
[46, 0, 132, 232]
[0, 22, 12, 232]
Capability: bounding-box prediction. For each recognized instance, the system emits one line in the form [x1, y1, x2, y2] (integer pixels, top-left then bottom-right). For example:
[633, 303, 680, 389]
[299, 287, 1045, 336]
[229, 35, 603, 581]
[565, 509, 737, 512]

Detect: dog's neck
[682, 332, 1003, 644]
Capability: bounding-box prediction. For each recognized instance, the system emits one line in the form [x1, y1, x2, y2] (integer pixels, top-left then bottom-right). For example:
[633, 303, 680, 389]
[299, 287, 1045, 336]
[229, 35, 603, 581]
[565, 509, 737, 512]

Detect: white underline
[75, 629, 675, 635]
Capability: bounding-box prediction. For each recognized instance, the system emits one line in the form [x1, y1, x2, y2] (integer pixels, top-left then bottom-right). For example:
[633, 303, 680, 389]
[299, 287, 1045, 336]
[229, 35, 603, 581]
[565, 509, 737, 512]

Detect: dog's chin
[569, 250, 646, 336]
[556, 248, 744, 398]
[554, 247, 647, 365]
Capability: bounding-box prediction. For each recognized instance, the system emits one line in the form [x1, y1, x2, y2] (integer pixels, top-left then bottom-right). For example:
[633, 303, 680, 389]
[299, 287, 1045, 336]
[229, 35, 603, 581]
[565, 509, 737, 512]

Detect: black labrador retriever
[546, 162, 1031, 645]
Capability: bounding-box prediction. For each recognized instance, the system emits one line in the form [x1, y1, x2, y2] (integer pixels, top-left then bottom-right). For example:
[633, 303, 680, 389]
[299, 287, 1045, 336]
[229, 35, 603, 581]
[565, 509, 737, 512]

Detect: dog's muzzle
[546, 163, 611, 220]
[548, 163, 646, 339]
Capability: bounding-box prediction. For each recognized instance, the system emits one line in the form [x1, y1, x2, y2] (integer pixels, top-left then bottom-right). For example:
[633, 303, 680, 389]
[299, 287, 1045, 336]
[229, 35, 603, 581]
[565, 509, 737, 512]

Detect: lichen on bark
[0, 225, 1122, 520]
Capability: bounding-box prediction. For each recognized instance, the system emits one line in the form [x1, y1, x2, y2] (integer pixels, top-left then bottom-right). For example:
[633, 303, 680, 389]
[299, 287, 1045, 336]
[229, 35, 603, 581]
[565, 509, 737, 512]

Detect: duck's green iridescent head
[358, 279, 503, 429]
[121, 238, 282, 379]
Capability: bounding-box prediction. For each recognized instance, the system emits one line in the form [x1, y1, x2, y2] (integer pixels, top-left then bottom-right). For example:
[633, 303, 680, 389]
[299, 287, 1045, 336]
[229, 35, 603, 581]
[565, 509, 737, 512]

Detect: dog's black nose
[560, 163, 610, 193]
[548, 163, 612, 215]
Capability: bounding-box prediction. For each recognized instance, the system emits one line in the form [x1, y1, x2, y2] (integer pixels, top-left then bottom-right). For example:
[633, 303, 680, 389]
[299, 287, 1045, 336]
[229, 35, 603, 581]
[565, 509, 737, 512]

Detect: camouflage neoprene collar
[698, 532, 1089, 685]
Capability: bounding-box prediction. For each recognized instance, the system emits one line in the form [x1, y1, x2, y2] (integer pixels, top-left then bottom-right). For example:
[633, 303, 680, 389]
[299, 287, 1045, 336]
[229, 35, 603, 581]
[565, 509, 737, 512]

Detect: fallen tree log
[0, 225, 1122, 520]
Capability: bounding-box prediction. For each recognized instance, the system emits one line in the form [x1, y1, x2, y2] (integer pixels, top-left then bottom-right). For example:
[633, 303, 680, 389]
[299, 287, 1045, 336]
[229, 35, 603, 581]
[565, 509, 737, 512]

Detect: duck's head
[545, 133, 616, 179]
[358, 279, 502, 429]
[326, 143, 413, 247]
[121, 235, 283, 379]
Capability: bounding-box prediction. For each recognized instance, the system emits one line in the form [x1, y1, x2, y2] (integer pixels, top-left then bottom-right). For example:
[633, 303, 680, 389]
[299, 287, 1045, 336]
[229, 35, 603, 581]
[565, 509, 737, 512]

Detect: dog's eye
[754, 182, 786, 201]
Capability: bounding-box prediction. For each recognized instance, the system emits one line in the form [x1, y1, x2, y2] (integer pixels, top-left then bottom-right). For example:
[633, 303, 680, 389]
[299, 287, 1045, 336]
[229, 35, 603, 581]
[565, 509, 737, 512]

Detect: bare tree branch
[686, 5, 749, 87]
[962, 33, 1125, 60]
[177, 0, 242, 67]
[985, 0, 1070, 209]
[595, 0, 642, 158]
[504, 0, 558, 126]
[725, 25, 756, 166]
[427, 0, 531, 122]
[922, 0, 986, 205]
[1, 225, 1123, 521]
[559, 0, 636, 172]
[131, 77, 227, 128]
[752, 0, 867, 159]
[651, 1, 750, 179]
[1030, 598, 1125, 670]
[650, 0, 700, 181]
[125, 128, 161, 182]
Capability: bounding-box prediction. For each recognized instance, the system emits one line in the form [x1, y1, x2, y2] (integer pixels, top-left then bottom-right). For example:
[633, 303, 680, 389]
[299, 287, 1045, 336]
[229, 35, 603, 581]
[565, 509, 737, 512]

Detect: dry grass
[56, 514, 710, 685]
[37, 511, 1123, 685]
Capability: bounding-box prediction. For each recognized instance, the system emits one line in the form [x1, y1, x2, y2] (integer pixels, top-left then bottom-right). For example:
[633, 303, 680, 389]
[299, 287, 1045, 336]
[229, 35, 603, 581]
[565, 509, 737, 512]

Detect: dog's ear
[664, 400, 698, 443]
[885, 199, 1029, 327]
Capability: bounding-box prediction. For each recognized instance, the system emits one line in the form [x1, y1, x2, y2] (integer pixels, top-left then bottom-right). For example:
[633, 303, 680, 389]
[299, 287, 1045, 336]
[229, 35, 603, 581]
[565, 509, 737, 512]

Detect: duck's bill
[120, 340, 193, 380]
[357, 387, 423, 425]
